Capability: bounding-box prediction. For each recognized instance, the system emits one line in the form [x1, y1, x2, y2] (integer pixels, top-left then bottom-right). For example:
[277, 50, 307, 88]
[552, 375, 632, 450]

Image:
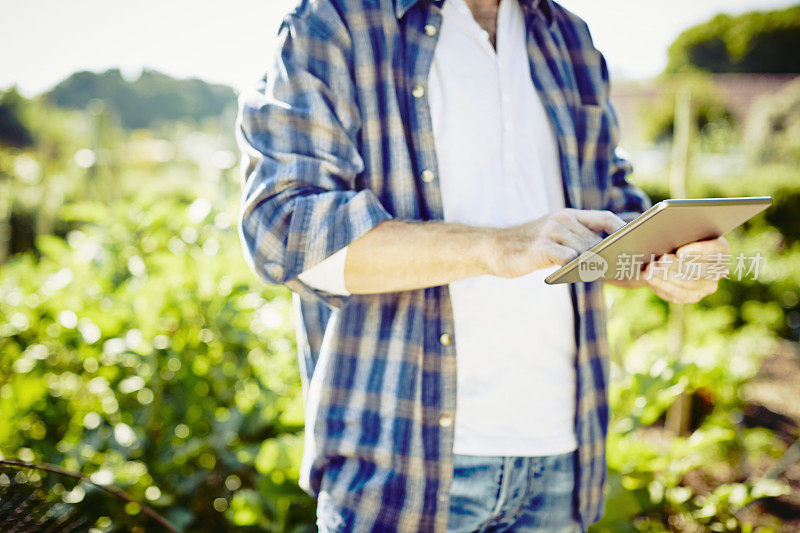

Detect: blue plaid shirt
[237, 0, 651, 530]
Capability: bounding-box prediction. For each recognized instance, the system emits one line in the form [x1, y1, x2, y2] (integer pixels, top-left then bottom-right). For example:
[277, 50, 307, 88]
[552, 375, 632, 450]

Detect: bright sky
[2, 0, 797, 96]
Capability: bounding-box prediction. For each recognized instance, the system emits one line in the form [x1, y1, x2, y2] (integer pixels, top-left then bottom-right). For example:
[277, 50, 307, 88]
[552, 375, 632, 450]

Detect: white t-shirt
[298, 0, 576, 456]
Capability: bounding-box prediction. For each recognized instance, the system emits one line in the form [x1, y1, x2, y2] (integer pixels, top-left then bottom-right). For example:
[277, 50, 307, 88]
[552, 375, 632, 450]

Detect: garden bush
[0, 195, 316, 531]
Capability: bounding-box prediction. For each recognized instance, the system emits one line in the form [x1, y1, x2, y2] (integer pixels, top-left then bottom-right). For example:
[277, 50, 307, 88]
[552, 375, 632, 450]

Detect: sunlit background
[2, 0, 798, 93]
[1, 1, 799, 531]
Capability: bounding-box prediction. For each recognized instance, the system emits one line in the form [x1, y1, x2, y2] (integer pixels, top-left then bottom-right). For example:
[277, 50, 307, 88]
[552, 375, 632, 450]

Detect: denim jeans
[315, 450, 584, 532]
[446, 450, 583, 533]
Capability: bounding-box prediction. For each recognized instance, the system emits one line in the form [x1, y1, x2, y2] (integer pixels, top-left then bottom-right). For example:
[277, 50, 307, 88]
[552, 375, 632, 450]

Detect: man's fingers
[552, 213, 604, 251]
[547, 209, 620, 252]
[544, 241, 578, 266]
[647, 259, 721, 303]
[551, 225, 601, 253]
[648, 276, 706, 304]
[662, 274, 718, 293]
[572, 209, 626, 235]
[676, 236, 731, 257]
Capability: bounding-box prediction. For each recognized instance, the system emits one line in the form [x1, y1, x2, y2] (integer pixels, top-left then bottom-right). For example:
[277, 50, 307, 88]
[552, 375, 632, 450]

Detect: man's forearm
[344, 220, 497, 294]
[343, 209, 627, 294]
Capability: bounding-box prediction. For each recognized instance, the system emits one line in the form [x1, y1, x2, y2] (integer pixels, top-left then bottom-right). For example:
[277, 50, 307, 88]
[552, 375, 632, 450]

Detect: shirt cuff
[297, 246, 351, 296]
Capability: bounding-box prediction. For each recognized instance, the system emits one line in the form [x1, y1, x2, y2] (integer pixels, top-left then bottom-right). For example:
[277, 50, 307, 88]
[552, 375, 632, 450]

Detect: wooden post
[665, 87, 693, 436]
[669, 87, 692, 200]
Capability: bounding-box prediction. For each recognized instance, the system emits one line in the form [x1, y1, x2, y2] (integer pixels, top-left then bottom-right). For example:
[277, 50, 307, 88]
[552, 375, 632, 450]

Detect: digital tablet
[544, 197, 773, 284]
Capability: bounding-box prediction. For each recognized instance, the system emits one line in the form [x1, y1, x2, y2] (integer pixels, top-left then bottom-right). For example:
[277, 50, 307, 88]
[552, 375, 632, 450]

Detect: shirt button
[424, 24, 437, 36]
[438, 414, 453, 428]
[439, 332, 451, 346]
[412, 85, 425, 98]
[421, 169, 435, 183]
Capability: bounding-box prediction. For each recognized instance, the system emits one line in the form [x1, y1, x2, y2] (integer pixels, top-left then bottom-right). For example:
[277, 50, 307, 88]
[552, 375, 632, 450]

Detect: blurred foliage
[590, 164, 800, 532]
[744, 78, 800, 164]
[0, 195, 316, 531]
[640, 74, 736, 146]
[0, 86, 317, 531]
[47, 69, 237, 130]
[665, 5, 800, 75]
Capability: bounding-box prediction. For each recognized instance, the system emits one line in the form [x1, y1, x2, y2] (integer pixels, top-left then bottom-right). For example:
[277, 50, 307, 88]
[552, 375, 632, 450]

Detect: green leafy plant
[0, 195, 316, 531]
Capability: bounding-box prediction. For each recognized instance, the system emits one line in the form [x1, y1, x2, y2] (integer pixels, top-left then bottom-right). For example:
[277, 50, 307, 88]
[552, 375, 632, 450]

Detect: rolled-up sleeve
[236, 5, 393, 306]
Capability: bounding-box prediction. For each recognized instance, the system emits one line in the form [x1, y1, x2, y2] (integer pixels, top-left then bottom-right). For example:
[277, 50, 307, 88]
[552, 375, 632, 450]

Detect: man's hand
[642, 236, 731, 304]
[488, 208, 625, 278]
